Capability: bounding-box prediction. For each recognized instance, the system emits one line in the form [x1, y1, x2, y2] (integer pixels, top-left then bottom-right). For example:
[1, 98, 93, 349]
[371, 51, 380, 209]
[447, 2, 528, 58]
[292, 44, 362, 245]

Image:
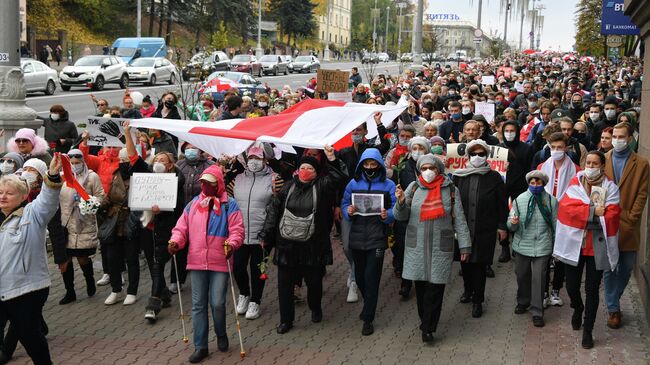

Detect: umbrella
[198, 77, 240, 94]
[522, 49, 536, 55]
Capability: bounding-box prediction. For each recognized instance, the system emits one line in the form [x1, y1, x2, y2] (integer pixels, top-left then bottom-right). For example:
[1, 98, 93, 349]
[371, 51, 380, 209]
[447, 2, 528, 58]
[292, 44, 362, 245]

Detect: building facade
[427, 20, 493, 58]
[317, 0, 352, 47]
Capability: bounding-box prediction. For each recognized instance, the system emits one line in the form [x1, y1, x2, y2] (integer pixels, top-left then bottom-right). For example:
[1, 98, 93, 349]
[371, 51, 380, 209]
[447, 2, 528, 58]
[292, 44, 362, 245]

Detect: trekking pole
[172, 254, 189, 344]
[224, 240, 246, 358]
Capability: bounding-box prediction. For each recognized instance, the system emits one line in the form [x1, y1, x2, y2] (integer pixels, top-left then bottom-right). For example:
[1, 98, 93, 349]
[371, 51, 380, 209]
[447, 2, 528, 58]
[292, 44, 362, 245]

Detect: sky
[425, 0, 579, 52]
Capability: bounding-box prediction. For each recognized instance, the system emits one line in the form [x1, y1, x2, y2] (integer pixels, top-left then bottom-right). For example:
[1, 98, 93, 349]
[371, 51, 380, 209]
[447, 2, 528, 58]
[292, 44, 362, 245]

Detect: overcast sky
[425, 0, 579, 51]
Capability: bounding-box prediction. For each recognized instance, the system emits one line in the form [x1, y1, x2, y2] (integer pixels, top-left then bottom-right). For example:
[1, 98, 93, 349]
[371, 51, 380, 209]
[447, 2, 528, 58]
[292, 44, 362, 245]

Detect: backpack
[279, 184, 317, 242]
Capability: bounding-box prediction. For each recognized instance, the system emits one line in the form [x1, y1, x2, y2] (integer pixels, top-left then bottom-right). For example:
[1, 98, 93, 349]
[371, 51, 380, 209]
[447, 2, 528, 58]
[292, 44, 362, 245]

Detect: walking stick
[224, 240, 246, 358]
[172, 254, 189, 343]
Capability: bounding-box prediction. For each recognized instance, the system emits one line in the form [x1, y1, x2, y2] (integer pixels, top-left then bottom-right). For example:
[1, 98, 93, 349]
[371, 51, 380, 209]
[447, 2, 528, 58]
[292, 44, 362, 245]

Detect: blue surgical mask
[184, 148, 199, 161]
[529, 185, 544, 195]
[451, 112, 462, 120]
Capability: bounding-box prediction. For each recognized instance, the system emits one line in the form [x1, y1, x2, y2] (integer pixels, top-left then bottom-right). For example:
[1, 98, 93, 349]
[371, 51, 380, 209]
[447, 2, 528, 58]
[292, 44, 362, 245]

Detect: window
[322, 31, 325, 40]
[329, 33, 331, 41]
[23, 63, 34, 73]
[335, 35, 338, 43]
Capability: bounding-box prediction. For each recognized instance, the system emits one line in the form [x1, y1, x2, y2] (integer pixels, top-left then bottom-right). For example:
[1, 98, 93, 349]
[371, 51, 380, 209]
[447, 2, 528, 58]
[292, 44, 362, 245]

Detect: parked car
[291, 55, 320, 73]
[204, 71, 267, 103]
[400, 53, 413, 62]
[281, 55, 293, 72]
[59, 55, 128, 91]
[362, 52, 379, 64]
[127, 57, 178, 85]
[260, 55, 289, 76]
[21, 58, 58, 95]
[377, 52, 390, 62]
[111, 37, 166, 64]
[182, 51, 230, 81]
[231, 55, 262, 77]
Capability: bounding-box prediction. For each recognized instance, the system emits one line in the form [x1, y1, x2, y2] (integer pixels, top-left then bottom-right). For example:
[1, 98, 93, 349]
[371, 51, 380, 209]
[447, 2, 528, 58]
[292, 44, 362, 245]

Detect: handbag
[279, 184, 317, 242]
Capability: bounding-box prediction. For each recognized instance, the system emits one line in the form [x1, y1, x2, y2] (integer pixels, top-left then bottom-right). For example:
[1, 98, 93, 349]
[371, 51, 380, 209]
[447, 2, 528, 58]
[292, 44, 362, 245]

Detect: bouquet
[79, 195, 102, 216]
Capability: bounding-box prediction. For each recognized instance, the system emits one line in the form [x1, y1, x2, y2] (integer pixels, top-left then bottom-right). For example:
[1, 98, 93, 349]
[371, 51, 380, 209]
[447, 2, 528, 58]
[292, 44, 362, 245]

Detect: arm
[507, 198, 520, 232]
[226, 199, 245, 250]
[319, 157, 348, 192]
[123, 121, 137, 158]
[341, 181, 353, 221]
[170, 203, 191, 249]
[495, 174, 509, 231]
[65, 124, 79, 146]
[258, 182, 290, 246]
[78, 141, 101, 172]
[392, 182, 415, 221]
[625, 160, 649, 225]
[30, 156, 63, 227]
[452, 186, 472, 253]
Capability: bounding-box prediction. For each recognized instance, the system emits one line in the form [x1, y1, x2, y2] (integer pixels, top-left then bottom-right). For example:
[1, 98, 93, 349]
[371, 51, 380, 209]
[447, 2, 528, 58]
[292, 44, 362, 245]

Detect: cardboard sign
[446, 143, 509, 179]
[317, 69, 349, 93]
[128, 173, 178, 211]
[83, 117, 138, 147]
[328, 92, 352, 102]
[475, 102, 495, 123]
[481, 75, 495, 85]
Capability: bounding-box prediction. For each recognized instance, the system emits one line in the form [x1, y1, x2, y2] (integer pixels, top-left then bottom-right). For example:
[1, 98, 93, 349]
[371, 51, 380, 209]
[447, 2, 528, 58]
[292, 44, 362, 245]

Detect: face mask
[449, 90, 456, 95]
[529, 185, 545, 195]
[21, 171, 38, 186]
[605, 109, 616, 120]
[398, 137, 409, 146]
[164, 100, 175, 108]
[363, 167, 380, 179]
[612, 138, 628, 152]
[504, 131, 516, 142]
[351, 134, 364, 144]
[50, 113, 60, 121]
[462, 107, 471, 115]
[451, 112, 462, 120]
[247, 159, 264, 172]
[550, 150, 565, 161]
[258, 102, 268, 107]
[152, 162, 167, 173]
[589, 113, 600, 122]
[502, 88, 510, 94]
[421, 169, 436, 183]
[201, 181, 218, 196]
[72, 163, 84, 174]
[431, 145, 444, 155]
[469, 155, 487, 168]
[584, 167, 602, 180]
[0, 161, 14, 175]
[298, 169, 317, 182]
[411, 151, 423, 161]
[184, 148, 199, 161]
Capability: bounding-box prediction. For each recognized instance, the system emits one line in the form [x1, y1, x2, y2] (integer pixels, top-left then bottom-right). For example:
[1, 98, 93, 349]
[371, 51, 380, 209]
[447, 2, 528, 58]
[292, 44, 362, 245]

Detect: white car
[21, 58, 59, 95]
[127, 57, 178, 85]
[377, 53, 390, 62]
[60, 55, 129, 91]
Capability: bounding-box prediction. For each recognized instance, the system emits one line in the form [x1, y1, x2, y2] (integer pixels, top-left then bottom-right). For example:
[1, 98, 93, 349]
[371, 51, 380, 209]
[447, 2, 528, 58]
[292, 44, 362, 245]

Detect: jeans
[0, 288, 51, 365]
[604, 251, 637, 312]
[277, 265, 324, 323]
[108, 235, 140, 295]
[191, 270, 228, 350]
[233, 244, 266, 304]
[352, 248, 385, 322]
[514, 254, 549, 317]
[565, 255, 602, 331]
[340, 219, 356, 283]
[461, 262, 487, 304]
[414, 281, 445, 333]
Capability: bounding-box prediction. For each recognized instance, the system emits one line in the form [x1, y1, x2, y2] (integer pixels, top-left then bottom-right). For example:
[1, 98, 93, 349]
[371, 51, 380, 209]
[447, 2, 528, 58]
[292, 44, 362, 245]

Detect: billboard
[601, 0, 640, 35]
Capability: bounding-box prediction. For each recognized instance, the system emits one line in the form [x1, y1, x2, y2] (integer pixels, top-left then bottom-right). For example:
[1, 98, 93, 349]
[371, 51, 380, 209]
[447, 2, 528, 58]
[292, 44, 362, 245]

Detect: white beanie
[23, 158, 47, 177]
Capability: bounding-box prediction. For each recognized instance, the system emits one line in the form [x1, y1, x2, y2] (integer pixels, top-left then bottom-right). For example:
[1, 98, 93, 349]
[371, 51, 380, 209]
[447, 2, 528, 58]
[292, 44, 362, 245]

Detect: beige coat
[60, 170, 105, 250]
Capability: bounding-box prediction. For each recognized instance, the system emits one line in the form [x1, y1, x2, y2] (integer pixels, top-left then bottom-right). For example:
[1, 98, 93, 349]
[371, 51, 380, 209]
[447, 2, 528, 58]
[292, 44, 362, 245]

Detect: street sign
[474, 37, 482, 43]
[474, 29, 483, 38]
[607, 35, 624, 47]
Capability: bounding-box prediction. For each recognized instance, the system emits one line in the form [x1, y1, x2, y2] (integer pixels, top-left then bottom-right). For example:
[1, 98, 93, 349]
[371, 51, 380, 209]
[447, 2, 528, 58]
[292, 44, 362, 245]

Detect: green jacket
[507, 190, 558, 257]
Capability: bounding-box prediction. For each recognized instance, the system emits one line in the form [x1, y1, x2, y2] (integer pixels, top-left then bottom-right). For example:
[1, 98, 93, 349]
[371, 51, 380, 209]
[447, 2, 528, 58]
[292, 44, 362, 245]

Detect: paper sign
[481, 76, 495, 85]
[128, 173, 178, 211]
[475, 102, 495, 123]
[446, 143, 509, 179]
[317, 69, 349, 93]
[83, 116, 138, 147]
[328, 92, 352, 102]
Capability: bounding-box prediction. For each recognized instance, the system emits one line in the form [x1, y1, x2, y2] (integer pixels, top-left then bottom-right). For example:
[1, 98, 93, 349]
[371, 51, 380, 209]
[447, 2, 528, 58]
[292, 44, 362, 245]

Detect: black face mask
[164, 100, 175, 108]
[363, 167, 380, 179]
[111, 113, 121, 118]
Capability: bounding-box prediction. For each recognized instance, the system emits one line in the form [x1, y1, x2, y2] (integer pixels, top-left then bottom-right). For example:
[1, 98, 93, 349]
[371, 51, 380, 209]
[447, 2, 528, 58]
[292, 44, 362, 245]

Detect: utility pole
[385, 6, 390, 53]
[476, 0, 483, 58]
[0, 0, 40, 147]
[503, 1, 510, 43]
[412, 0, 423, 65]
[372, 0, 378, 52]
[137, 0, 142, 37]
[256, 0, 263, 58]
[397, 3, 405, 57]
[324, 0, 331, 61]
[529, 9, 537, 49]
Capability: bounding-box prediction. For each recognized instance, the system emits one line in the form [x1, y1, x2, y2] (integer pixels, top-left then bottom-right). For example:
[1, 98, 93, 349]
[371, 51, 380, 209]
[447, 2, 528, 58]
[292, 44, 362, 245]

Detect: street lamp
[412, 0, 423, 65]
[256, 0, 263, 58]
[385, 6, 390, 53]
[324, 0, 331, 61]
[372, 0, 378, 52]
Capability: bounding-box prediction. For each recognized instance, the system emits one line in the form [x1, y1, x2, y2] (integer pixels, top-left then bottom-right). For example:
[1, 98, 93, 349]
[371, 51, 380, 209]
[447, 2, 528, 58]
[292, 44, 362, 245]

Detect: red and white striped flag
[553, 172, 621, 270]
[130, 98, 407, 157]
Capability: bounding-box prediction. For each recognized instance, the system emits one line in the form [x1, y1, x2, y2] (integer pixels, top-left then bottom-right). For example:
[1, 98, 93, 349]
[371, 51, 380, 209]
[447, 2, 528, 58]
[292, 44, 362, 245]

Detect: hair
[601, 126, 613, 136]
[161, 91, 178, 104]
[548, 131, 568, 144]
[463, 120, 481, 130]
[49, 104, 66, 114]
[225, 95, 243, 111]
[613, 121, 634, 137]
[153, 151, 176, 166]
[589, 103, 602, 111]
[540, 101, 554, 113]
[587, 150, 606, 165]
[401, 124, 416, 136]
[448, 101, 462, 110]
[558, 117, 574, 126]
[0, 174, 29, 197]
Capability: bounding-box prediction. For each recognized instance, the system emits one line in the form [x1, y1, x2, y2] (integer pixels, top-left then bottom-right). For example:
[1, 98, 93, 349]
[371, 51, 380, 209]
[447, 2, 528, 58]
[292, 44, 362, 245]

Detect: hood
[502, 120, 520, 147]
[63, 65, 100, 73]
[127, 66, 153, 72]
[201, 164, 228, 202]
[354, 148, 387, 182]
[7, 135, 49, 156]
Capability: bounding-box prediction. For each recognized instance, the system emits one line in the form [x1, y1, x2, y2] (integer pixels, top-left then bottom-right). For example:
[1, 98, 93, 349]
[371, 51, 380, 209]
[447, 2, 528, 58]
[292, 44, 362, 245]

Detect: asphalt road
[25, 61, 402, 123]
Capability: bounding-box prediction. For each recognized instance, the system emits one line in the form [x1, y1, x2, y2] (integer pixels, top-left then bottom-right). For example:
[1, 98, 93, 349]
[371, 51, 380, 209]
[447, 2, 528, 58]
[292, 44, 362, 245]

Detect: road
[25, 61, 402, 123]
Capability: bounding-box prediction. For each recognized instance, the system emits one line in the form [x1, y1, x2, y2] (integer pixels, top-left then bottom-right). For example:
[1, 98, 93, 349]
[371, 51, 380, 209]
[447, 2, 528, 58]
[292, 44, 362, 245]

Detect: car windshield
[232, 55, 251, 62]
[207, 72, 241, 83]
[190, 53, 204, 63]
[295, 56, 311, 62]
[260, 55, 277, 62]
[114, 47, 136, 57]
[74, 57, 105, 66]
[129, 58, 155, 67]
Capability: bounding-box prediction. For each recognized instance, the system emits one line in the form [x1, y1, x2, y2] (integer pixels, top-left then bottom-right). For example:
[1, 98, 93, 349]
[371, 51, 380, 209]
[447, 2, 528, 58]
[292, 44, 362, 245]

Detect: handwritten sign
[82, 116, 137, 147]
[328, 92, 352, 102]
[128, 173, 178, 211]
[446, 143, 509, 179]
[475, 102, 495, 123]
[481, 75, 495, 85]
[317, 69, 349, 93]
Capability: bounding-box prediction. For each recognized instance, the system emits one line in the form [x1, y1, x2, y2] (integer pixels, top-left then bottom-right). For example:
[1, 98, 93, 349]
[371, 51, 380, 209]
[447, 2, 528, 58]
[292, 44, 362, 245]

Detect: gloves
[168, 240, 179, 255]
[99, 120, 126, 143]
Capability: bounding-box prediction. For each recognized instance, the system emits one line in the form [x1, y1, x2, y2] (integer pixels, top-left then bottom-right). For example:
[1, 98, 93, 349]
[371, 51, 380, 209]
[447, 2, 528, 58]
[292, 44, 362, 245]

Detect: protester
[41, 105, 78, 153]
[0, 153, 23, 176]
[5, 128, 52, 164]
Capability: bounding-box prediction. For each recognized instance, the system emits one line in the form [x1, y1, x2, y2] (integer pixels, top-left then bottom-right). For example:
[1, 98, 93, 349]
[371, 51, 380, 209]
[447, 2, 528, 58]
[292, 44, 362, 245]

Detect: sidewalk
[8, 237, 650, 365]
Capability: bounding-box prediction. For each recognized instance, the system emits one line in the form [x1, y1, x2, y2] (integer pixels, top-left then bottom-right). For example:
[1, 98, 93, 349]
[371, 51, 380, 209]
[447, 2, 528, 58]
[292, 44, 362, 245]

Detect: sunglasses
[98, 103, 107, 106]
[468, 152, 487, 157]
[15, 139, 30, 144]
[68, 154, 83, 159]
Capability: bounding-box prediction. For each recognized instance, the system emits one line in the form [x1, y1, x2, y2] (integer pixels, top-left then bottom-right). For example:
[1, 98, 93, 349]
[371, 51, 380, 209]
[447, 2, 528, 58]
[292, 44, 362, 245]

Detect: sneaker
[169, 283, 179, 294]
[123, 294, 137, 305]
[236, 295, 250, 315]
[543, 293, 551, 309]
[347, 281, 359, 303]
[104, 291, 123, 305]
[550, 290, 564, 306]
[245, 302, 261, 320]
[144, 309, 156, 323]
[96, 273, 110, 286]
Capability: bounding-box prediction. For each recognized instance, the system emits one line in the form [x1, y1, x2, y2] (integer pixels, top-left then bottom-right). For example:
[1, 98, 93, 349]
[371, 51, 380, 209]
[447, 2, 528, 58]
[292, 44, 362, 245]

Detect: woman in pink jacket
[168, 164, 244, 363]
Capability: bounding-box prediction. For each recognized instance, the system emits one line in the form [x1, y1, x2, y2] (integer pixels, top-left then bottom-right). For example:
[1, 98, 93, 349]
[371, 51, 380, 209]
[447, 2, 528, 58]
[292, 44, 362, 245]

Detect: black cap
[297, 156, 321, 174]
[550, 109, 569, 122]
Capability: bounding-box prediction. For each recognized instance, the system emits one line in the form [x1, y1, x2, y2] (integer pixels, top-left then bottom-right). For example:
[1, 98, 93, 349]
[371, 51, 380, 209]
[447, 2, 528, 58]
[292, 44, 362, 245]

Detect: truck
[111, 37, 167, 64]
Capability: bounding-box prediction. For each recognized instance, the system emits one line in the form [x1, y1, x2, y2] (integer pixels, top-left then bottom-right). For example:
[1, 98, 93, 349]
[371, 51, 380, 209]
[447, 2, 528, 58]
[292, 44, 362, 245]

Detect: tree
[211, 22, 229, 50]
[575, 0, 605, 56]
[269, 0, 316, 47]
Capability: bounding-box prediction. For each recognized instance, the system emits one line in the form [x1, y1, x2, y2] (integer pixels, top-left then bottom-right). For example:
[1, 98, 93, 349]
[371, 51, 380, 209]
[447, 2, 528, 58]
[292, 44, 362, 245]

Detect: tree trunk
[148, 0, 155, 36]
[158, 0, 165, 38]
[166, 0, 173, 44]
[194, 0, 204, 46]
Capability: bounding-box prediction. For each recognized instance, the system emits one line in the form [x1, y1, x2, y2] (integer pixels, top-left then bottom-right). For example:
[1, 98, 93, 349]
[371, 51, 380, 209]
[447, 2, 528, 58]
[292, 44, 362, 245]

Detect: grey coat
[394, 177, 472, 284]
[233, 166, 274, 245]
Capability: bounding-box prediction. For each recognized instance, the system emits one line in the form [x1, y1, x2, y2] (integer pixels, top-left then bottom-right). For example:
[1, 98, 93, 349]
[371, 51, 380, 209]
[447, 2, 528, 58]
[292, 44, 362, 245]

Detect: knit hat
[408, 136, 431, 151]
[23, 158, 47, 177]
[14, 128, 36, 146]
[429, 136, 446, 147]
[465, 139, 489, 156]
[297, 156, 321, 174]
[3, 152, 24, 168]
[525, 170, 549, 185]
[416, 153, 445, 173]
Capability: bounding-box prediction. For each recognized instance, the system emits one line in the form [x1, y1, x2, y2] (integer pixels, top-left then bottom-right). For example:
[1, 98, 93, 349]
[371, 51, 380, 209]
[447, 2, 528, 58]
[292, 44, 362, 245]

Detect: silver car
[127, 57, 178, 85]
[291, 55, 320, 73]
[21, 58, 59, 95]
[260, 55, 289, 76]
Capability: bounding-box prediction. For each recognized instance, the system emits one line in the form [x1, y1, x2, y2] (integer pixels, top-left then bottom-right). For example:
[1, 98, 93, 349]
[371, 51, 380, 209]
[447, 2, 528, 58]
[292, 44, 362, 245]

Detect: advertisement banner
[601, 0, 639, 35]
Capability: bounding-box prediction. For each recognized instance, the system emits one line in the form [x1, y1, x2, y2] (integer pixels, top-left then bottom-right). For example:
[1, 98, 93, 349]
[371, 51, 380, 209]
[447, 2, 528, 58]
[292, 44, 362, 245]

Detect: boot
[79, 260, 96, 297]
[59, 265, 76, 305]
[498, 242, 511, 263]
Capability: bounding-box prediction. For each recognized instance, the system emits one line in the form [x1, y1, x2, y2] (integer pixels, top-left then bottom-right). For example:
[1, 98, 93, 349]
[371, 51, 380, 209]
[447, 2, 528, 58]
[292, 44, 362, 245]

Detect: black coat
[453, 170, 507, 264]
[260, 158, 348, 267]
[41, 111, 78, 153]
[152, 105, 181, 148]
[336, 124, 390, 179]
[499, 121, 534, 199]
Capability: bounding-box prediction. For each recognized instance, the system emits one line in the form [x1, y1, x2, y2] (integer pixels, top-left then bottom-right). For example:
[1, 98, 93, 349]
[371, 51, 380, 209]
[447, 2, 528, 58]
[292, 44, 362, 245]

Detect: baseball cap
[550, 109, 569, 122]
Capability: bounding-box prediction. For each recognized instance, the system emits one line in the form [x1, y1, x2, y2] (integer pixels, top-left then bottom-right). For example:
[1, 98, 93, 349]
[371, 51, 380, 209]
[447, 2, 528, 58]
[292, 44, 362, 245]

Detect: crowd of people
[0, 52, 646, 364]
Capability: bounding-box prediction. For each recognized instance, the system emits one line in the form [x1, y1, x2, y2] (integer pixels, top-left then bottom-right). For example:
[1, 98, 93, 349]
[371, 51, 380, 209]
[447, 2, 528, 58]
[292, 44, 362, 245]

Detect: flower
[257, 249, 272, 281]
[79, 195, 101, 216]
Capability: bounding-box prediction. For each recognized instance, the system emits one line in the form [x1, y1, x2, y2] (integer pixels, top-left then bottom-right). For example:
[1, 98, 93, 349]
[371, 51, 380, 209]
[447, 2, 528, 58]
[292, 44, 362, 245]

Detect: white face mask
[421, 169, 437, 183]
[258, 102, 268, 107]
[584, 167, 602, 180]
[550, 150, 565, 161]
[247, 159, 264, 172]
[469, 155, 487, 168]
[612, 138, 628, 152]
[152, 162, 166, 173]
[589, 112, 600, 122]
[504, 131, 516, 142]
[50, 113, 60, 121]
[605, 109, 616, 120]
[462, 107, 471, 115]
[72, 163, 84, 174]
[0, 161, 15, 175]
[21, 171, 38, 186]
[411, 151, 423, 161]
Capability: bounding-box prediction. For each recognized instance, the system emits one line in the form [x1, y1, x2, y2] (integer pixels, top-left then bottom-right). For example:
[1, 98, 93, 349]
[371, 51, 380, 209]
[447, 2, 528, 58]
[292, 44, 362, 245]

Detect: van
[111, 37, 167, 64]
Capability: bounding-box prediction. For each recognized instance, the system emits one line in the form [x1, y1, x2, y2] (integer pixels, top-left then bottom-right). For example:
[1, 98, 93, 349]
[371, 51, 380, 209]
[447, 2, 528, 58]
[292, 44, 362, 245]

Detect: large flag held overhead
[130, 98, 407, 157]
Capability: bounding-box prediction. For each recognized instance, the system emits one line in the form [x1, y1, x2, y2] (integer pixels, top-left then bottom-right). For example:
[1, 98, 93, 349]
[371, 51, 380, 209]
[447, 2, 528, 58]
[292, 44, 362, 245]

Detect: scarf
[452, 163, 491, 177]
[581, 172, 605, 196]
[390, 143, 409, 167]
[418, 174, 445, 221]
[198, 193, 222, 215]
[521, 193, 554, 232]
[539, 157, 576, 199]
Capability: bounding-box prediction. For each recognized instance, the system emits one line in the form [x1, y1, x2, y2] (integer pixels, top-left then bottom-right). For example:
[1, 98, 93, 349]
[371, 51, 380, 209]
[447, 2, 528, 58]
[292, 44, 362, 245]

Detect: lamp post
[256, 0, 263, 58]
[397, 2, 406, 57]
[324, 0, 331, 61]
[385, 6, 390, 53]
[412, 0, 423, 65]
[137, 0, 142, 37]
[372, 0, 378, 52]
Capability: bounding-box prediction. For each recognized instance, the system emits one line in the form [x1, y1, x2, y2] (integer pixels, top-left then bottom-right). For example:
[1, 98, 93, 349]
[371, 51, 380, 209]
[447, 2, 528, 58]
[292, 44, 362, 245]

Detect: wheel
[44, 80, 56, 95]
[168, 73, 176, 85]
[61, 85, 71, 91]
[92, 75, 105, 91]
[258, 68, 263, 77]
[148, 74, 157, 86]
[274, 67, 278, 76]
[284, 67, 288, 75]
[119, 74, 129, 89]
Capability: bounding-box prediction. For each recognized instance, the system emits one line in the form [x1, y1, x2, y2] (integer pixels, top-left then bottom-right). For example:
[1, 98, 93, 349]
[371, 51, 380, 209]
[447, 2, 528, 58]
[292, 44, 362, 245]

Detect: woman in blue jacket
[342, 148, 396, 336]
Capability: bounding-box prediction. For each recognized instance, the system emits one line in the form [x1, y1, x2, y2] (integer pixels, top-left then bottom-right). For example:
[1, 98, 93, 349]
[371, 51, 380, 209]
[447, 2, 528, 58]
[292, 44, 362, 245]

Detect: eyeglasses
[468, 152, 487, 157]
[15, 139, 30, 144]
[68, 154, 83, 159]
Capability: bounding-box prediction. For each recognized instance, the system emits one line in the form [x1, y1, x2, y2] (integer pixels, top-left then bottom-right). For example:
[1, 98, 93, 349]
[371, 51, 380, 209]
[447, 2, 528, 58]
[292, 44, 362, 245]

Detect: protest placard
[475, 102, 495, 123]
[481, 75, 495, 85]
[128, 173, 178, 211]
[317, 69, 349, 93]
[82, 116, 138, 147]
[328, 92, 352, 102]
[445, 143, 508, 179]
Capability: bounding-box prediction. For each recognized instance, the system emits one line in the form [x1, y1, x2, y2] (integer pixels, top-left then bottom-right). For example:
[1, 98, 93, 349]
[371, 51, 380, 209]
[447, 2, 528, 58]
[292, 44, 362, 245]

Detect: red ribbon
[60, 153, 90, 201]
